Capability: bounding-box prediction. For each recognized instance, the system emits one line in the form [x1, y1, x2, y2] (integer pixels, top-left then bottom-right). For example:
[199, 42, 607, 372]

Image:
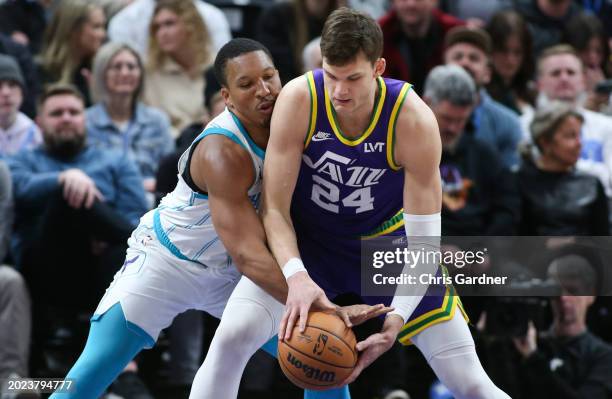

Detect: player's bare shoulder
[270, 74, 312, 142]
[394, 88, 441, 168]
[191, 134, 255, 193]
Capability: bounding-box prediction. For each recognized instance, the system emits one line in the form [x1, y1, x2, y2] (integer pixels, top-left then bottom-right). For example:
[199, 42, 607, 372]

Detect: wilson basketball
[278, 311, 357, 390]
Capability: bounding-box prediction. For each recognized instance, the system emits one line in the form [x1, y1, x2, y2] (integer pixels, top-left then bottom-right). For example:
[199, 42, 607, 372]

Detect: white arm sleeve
[388, 212, 441, 323]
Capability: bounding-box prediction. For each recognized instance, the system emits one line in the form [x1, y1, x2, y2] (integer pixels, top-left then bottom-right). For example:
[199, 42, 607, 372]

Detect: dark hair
[213, 38, 273, 87]
[486, 10, 536, 109]
[563, 13, 609, 73]
[320, 7, 383, 66]
[37, 83, 85, 111]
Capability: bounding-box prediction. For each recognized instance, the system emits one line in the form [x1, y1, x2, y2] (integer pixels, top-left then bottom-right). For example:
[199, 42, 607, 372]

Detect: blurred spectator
[302, 36, 322, 73]
[0, 0, 50, 55]
[0, 33, 40, 118]
[108, 0, 231, 59]
[0, 160, 11, 264]
[486, 10, 537, 115]
[348, 0, 390, 19]
[423, 65, 519, 235]
[0, 160, 33, 394]
[87, 42, 174, 195]
[7, 84, 147, 312]
[444, 26, 523, 169]
[143, 0, 214, 138]
[0, 54, 41, 157]
[518, 102, 609, 235]
[520, 45, 612, 199]
[562, 13, 611, 112]
[155, 66, 222, 200]
[511, 255, 612, 397]
[38, 0, 106, 106]
[380, 0, 463, 94]
[439, 0, 512, 26]
[514, 0, 583, 58]
[97, 0, 135, 21]
[256, 0, 342, 84]
[579, 0, 612, 39]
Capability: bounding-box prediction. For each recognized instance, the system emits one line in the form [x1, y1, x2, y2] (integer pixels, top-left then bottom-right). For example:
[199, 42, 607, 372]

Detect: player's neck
[334, 82, 378, 137]
[241, 119, 269, 149]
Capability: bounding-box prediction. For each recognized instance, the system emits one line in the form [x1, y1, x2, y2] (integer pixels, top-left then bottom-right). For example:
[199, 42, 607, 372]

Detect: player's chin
[261, 115, 272, 128]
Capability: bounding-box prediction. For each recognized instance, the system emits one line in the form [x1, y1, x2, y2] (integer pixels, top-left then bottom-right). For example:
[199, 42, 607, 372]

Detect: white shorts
[93, 215, 241, 346]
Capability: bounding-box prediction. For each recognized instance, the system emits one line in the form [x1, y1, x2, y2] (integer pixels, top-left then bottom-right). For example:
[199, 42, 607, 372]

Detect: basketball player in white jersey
[50, 38, 385, 399]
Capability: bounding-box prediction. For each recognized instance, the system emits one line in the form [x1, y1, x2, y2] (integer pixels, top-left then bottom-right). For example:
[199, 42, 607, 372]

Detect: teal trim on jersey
[229, 111, 265, 159]
[193, 192, 208, 199]
[153, 209, 192, 262]
[197, 127, 247, 151]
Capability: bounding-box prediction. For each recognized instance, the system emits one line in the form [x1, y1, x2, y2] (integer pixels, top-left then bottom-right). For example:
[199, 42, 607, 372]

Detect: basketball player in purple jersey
[260, 8, 511, 398]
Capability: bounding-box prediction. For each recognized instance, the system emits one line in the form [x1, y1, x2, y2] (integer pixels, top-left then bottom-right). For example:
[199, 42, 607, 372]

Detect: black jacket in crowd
[0, 0, 46, 55]
[517, 160, 609, 236]
[440, 132, 520, 236]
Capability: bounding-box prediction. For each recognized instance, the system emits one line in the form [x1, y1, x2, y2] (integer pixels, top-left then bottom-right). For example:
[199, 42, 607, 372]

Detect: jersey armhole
[182, 129, 251, 196]
[386, 83, 412, 171]
[304, 71, 318, 149]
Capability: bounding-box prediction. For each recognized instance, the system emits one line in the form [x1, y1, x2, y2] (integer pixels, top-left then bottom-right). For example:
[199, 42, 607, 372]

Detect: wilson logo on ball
[287, 352, 336, 383]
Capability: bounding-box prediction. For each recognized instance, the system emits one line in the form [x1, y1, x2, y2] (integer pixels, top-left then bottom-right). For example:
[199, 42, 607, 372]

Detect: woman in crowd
[38, 0, 106, 105]
[518, 102, 609, 235]
[256, 0, 343, 83]
[485, 10, 536, 115]
[563, 13, 611, 113]
[87, 42, 174, 194]
[143, 0, 213, 138]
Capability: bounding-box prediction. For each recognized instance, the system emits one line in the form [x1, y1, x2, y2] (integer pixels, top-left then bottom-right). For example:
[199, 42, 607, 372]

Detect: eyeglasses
[108, 62, 140, 73]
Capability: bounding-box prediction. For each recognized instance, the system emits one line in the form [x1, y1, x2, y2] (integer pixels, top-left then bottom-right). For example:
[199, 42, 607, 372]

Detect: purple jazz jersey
[292, 69, 410, 299]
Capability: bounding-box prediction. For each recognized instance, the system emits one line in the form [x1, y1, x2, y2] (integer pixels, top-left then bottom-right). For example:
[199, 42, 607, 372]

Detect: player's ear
[374, 58, 386, 78]
[221, 87, 232, 109]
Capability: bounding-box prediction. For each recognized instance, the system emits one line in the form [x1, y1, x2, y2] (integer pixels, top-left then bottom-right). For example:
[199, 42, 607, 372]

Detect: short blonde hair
[536, 44, 583, 77]
[148, 0, 212, 71]
[90, 42, 144, 105]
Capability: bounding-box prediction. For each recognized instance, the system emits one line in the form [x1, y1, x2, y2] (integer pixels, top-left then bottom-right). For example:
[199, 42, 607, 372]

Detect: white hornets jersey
[152, 109, 264, 269]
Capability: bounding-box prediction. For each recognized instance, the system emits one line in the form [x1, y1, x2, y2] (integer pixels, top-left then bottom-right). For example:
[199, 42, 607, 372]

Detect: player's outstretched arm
[191, 135, 287, 303]
[262, 77, 336, 340]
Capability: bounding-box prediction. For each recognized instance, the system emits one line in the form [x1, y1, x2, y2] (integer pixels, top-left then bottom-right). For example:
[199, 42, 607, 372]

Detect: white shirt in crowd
[108, 0, 232, 59]
[0, 112, 42, 157]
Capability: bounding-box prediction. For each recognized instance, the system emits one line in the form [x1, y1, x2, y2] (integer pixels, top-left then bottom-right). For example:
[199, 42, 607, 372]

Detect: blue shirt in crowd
[86, 102, 175, 179]
[7, 145, 148, 263]
[472, 89, 522, 170]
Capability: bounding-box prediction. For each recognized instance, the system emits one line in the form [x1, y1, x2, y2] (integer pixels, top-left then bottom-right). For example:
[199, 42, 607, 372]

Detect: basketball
[277, 311, 357, 390]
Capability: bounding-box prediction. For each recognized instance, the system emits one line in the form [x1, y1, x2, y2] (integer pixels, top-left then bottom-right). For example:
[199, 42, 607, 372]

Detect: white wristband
[282, 257, 307, 279]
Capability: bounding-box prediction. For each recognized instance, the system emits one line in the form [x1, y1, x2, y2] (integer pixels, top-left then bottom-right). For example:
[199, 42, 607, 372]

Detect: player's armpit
[191, 135, 287, 303]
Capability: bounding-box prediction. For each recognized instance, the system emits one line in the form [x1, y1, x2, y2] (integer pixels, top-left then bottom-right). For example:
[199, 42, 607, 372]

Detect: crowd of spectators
[0, 0, 611, 398]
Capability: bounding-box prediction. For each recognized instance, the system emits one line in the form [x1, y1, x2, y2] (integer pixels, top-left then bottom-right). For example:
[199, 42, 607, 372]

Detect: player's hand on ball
[335, 304, 394, 327]
[280, 271, 335, 341]
[334, 314, 404, 386]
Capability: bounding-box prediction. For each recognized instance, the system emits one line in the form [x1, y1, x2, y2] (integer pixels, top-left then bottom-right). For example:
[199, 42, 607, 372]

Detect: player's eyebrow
[323, 69, 337, 80]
